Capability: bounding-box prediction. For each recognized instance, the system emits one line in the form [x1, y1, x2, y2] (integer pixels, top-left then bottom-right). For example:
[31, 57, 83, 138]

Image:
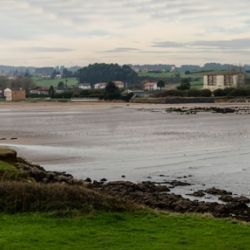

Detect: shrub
[0, 182, 136, 213]
[103, 82, 121, 100]
[188, 89, 212, 97]
[228, 88, 250, 97]
[213, 88, 250, 97]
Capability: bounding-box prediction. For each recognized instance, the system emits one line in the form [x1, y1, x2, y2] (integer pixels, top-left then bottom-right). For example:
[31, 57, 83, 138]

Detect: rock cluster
[90, 181, 250, 221]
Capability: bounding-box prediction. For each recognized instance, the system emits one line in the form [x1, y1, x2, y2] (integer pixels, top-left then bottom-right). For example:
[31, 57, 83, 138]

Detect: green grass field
[138, 71, 204, 89]
[0, 211, 249, 250]
[32, 76, 78, 88]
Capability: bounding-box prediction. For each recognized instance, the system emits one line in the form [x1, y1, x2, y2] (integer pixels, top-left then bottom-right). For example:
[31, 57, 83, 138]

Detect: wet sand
[0, 102, 250, 198]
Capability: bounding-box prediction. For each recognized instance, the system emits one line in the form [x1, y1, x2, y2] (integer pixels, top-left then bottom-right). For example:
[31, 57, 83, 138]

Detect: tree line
[0, 76, 35, 93]
[78, 63, 138, 85]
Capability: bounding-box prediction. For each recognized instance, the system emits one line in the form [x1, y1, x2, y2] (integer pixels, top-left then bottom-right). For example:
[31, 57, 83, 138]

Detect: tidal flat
[0, 102, 249, 198]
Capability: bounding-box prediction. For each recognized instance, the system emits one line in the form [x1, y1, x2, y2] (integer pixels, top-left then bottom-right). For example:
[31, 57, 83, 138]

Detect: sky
[1, 0, 250, 66]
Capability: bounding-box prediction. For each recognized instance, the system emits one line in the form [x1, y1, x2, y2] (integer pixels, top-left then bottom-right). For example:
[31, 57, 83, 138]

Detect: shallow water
[0, 104, 249, 197]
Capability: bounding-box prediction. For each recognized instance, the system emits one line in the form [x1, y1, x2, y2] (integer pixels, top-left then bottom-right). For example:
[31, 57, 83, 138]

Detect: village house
[4, 88, 26, 101]
[113, 81, 125, 89]
[94, 82, 107, 89]
[203, 72, 245, 91]
[78, 83, 92, 90]
[144, 81, 158, 91]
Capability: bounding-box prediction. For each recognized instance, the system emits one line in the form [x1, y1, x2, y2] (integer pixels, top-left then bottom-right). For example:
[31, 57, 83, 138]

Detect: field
[0, 211, 249, 249]
[138, 71, 203, 89]
[32, 76, 78, 88]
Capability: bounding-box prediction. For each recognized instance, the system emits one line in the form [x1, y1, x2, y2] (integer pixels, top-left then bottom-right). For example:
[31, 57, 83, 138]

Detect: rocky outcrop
[14, 157, 82, 185]
[0, 147, 17, 161]
[90, 181, 250, 222]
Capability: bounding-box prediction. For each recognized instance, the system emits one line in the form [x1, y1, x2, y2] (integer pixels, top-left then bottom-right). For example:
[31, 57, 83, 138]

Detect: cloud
[26, 47, 75, 52]
[152, 41, 184, 48]
[153, 38, 250, 50]
[1, 0, 250, 65]
[105, 48, 141, 53]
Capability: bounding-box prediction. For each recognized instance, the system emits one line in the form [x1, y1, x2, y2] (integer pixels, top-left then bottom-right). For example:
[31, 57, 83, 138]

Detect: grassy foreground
[0, 211, 249, 250]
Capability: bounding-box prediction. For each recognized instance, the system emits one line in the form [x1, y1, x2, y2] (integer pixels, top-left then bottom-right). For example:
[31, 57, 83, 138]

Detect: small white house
[4, 88, 12, 101]
[203, 72, 245, 91]
[79, 83, 92, 90]
[113, 81, 125, 89]
[144, 81, 158, 91]
[94, 82, 107, 89]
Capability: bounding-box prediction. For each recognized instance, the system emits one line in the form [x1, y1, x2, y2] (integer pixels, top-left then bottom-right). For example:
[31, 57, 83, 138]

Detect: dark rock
[166, 180, 191, 188]
[100, 178, 108, 182]
[0, 148, 17, 161]
[188, 190, 206, 197]
[219, 195, 250, 204]
[121, 175, 126, 178]
[85, 178, 92, 183]
[205, 187, 232, 196]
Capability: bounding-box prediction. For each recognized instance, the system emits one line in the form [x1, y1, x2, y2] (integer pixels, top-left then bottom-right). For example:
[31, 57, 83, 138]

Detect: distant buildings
[144, 81, 158, 91]
[94, 82, 107, 89]
[113, 81, 125, 89]
[78, 83, 91, 90]
[4, 88, 26, 101]
[203, 72, 245, 91]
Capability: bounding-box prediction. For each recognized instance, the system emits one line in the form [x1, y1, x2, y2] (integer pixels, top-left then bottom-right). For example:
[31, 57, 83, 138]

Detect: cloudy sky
[1, 0, 250, 66]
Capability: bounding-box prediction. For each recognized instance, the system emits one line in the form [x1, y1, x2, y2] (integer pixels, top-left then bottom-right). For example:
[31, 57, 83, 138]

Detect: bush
[213, 88, 250, 97]
[164, 90, 187, 97]
[103, 82, 121, 100]
[79, 89, 105, 98]
[188, 89, 212, 97]
[228, 88, 250, 97]
[213, 88, 233, 97]
[0, 182, 135, 213]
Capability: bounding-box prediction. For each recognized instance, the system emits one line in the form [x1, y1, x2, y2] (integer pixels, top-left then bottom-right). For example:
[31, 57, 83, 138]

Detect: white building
[4, 88, 26, 101]
[203, 72, 245, 91]
[113, 81, 125, 89]
[79, 83, 91, 90]
[4, 88, 12, 101]
[94, 82, 107, 89]
[144, 81, 158, 91]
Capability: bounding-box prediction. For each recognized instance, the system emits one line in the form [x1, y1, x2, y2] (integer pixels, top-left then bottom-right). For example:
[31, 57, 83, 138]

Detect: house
[78, 83, 92, 90]
[113, 81, 125, 89]
[203, 72, 245, 91]
[94, 82, 107, 89]
[4, 88, 26, 101]
[144, 81, 158, 91]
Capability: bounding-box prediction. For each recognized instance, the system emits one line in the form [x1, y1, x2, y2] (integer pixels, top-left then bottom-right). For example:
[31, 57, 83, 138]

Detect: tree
[104, 82, 121, 100]
[11, 76, 35, 93]
[177, 78, 191, 90]
[57, 81, 65, 90]
[49, 86, 55, 98]
[0, 76, 9, 90]
[157, 80, 165, 90]
[78, 63, 138, 84]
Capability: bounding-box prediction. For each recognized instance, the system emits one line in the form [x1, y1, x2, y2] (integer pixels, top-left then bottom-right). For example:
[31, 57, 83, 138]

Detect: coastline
[0, 147, 249, 222]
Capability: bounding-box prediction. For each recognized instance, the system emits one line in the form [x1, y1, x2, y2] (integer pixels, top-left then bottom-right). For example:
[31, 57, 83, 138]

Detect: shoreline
[1, 148, 249, 222]
[1, 101, 250, 200]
